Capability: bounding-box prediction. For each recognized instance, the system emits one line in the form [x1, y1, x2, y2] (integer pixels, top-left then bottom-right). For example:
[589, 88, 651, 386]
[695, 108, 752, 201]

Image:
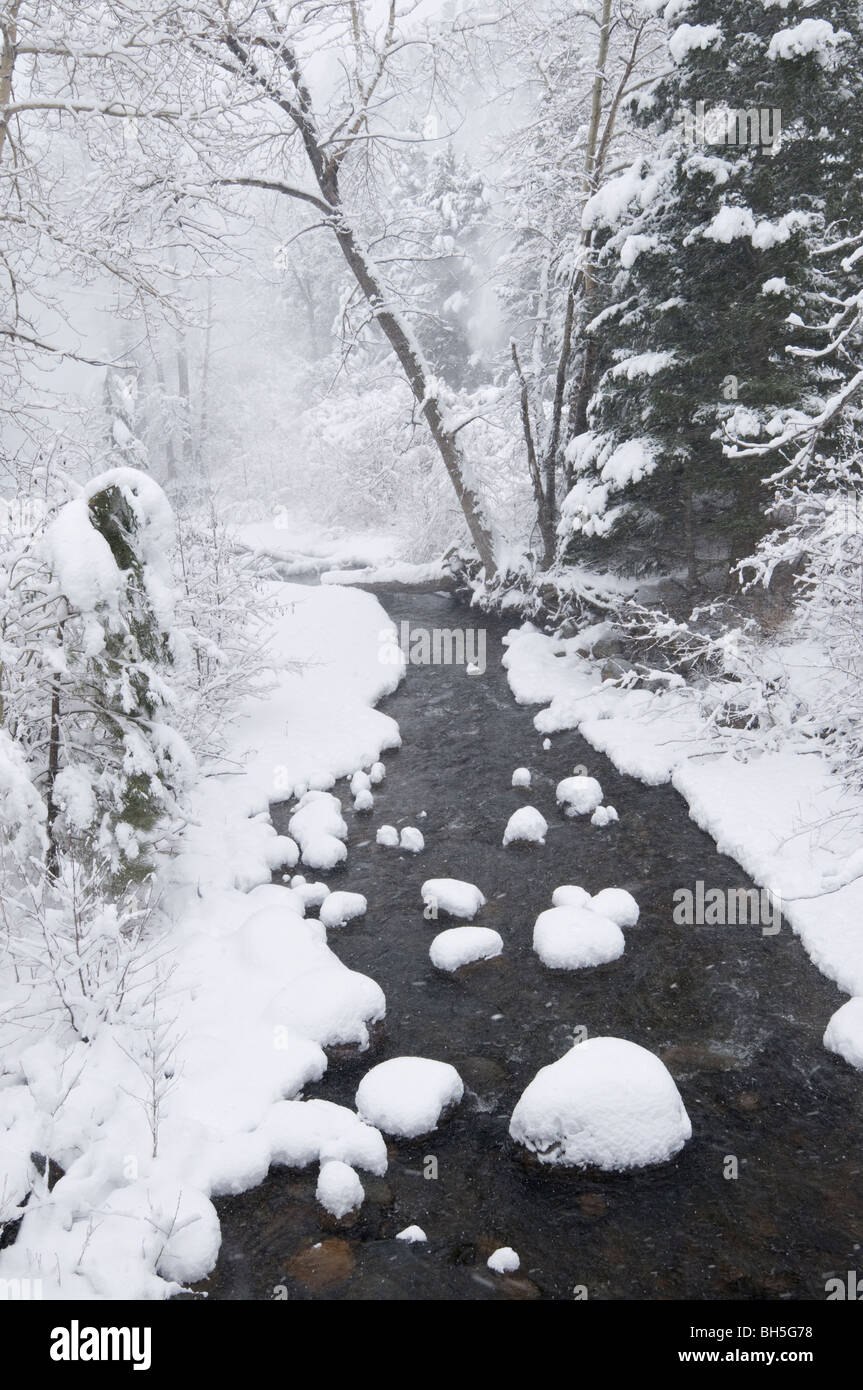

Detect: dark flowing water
[201, 592, 863, 1301]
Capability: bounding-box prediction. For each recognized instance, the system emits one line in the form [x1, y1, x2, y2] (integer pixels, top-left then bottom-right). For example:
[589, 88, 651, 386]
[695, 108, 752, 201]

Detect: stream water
[201, 591, 863, 1301]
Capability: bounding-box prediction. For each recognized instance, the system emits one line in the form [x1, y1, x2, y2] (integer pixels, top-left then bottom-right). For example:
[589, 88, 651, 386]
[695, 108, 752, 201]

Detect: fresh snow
[316, 1159, 365, 1218]
[355, 1057, 464, 1138]
[421, 878, 486, 919]
[533, 905, 625, 970]
[395, 1224, 427, 1243]
[502, 806, 548, 845]
[376, 825, 400, 847]
[510, 1038, 692, 1169]
[429, 927, 504, 972]
[487, 1247, 520, 1274]
[511, 766, 532, 787]
[399, 826, 425, 853]
[319, 891, 368, 929]
[823, 999, 863, 1070]
[590, 888, 640, 927]
[556, 774, 604, 816]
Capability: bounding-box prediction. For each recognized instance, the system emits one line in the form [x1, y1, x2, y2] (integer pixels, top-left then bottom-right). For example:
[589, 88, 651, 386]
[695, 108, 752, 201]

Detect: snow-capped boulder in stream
[551, 884, 592, 909]
[590, 887, 640, 927]
[316, 1159, 364, 1218]
[421, 878, 486, 919]
[556, 774, 604, 816]
[511, 767, 531, 788]
[533, 905, 625, 969]
[429, 926, 503, 972]
[502, 806, 548, 846]
[510, 1037, 692, 1170]
[319, 891, 367, 929]
[823, 998, 863, 1070]
[355, 1056, 464, 1138]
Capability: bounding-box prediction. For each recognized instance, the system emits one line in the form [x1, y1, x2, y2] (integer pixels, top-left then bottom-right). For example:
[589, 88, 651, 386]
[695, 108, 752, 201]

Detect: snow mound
[533, 905, 625, 969]
[396, 1225, 427, 1243]
[370, 761, 386, 785]
[400, 826, 425, 853]
[289, 791, 348, 870]
[319, 891, 367, 929]
[591, 805, 619, 827]
[556, 775, 604, 816]
[503, 806, 548, 846]
[316, 1159, 364, 1218]
[355, 1056, 464, 1138]
[421, 878, 486, 919]
[271, 964, 385, 1050]
[511, 767, 532, 788]
[354, 789, 374, 813]
[488, 1247, 520, 1274]
[350, 770, 371, 796]
[590, 887, 640, 927]
[376, 824, 399, 847]
[510, 1037, 692, 1169]
[429, 926, 503, 972]
[823, 998, 863, 1070]
[551, 885, 592, 909]
[290, 876, 329, 910]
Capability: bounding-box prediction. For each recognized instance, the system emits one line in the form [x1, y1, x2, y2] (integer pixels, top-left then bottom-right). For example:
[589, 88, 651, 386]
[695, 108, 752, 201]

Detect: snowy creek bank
[202, 592, 863, 1301]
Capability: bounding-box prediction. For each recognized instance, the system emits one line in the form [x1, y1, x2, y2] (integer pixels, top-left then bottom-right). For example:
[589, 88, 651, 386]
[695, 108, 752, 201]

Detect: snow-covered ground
[0, 580, 405, 1298]
[503, 623, 863, 1057]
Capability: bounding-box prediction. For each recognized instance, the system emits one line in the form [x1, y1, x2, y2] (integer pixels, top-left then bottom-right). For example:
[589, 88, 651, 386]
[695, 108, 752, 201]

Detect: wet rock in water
[287, 1237, 355, 1292]
[659, 1043, 743, 1074]
[510, 1037, 692, 1170]
[734, 1090, 761, 1111]
[578, 1191, 608, 1218]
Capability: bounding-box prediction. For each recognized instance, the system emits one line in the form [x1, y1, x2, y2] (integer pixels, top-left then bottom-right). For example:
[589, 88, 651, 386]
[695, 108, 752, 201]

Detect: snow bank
[356, 1057, 464, 1138]
[510, 1038, 692, 1169]
[823, 999, 863, 1070]
[421, 878, 486, 919]
[429, 927, 503, 972]
[533, 906, 625, 970]
[502, 806, 548, 846]
[0, 576, 401, 1299]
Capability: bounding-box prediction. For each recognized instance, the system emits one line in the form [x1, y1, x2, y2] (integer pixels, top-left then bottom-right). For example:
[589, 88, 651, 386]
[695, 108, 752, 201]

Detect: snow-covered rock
[376, 824, 399, 847]
[487, 1247, 520, 1274]
[289, 791, 348, 870]
[400, 826, 425, 853]
[350, 770, 371, 796]
[354, 789, 374, 813]
[429, 926, 503, 972]
[533, 905, 624, 969]
[502, 806, 548, 846]
[591, 805, 619, 827]
[369, 761, 386, 785]
[271, 963, 385, 1050]
[511, 767, 532, 788]
[290, 876, 330, 910]
[510, 1037, 692, 1170]
[421, 878, 486, 919]
[319, 891, 367, 929]
[551, 884, 592, 909]
[396, 1225, 427, 1243]
[590, 887, 640, 927]
[355, 1056, 464, 1138]
[316, 1159, 364, 1218]
[824, 997, 863, 1069]
[556, 775, 604, 816]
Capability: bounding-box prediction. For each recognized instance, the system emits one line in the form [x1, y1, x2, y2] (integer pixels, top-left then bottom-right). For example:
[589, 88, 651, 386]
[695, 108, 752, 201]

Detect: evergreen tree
[561, 0, 863, 589]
